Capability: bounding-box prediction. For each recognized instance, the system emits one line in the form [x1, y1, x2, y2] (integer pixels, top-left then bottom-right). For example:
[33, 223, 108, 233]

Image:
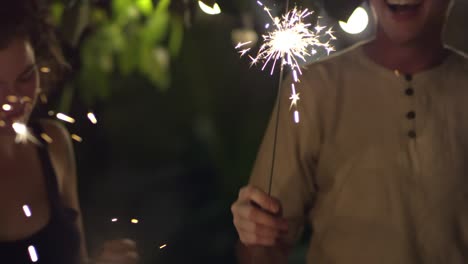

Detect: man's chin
[383, 29, 424, 46]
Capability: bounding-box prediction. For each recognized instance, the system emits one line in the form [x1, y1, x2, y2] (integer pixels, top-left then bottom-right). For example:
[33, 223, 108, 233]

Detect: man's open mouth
[385, 0, 422, 13]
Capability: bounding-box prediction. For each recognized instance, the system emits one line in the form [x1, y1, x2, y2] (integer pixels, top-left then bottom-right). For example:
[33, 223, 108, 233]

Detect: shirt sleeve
[249, 67, 324, 245]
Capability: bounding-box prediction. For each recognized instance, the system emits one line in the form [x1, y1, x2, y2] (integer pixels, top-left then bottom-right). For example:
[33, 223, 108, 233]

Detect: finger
[236, 203, 288, 231]
[239, 186, 281, 214]
[234, 217, 284, 240]
[240, 232, 276, 247]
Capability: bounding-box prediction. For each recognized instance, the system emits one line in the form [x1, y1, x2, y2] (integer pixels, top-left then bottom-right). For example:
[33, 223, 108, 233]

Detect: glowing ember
[87, 112, 98, 124]
[71, 134, 83, 142]
[56, 113, 76, 124]
[40, 67, 51, 73]
[131, 218, 139, 224]
[294, 110, 300, 123]
[22, 205, 32, 218]
[40, 133, 53, 144]
[12, 122, 28, 144]
[2, 104, 12, 111]
[159, 244, 167, 249]
[28, 245, 39, 262]
[289, 83, 300, 110]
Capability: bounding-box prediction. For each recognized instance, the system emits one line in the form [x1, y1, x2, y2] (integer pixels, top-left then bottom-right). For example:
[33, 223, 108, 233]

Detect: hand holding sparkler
[231, 185, 289, 246]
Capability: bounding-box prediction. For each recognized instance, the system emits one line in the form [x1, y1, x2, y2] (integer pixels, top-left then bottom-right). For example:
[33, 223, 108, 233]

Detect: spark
[2, 104, 12, 111]
[289, 84, 300, 109]
[40, 133, 53, 144]
[111, 218, 118, 222]
[236, 2, 335, 75]
[71, 134, 83, 142]
[0, 120, 5, 127]
[22, 205, 32, 217]
[239, 48, 251, 57]
[315, 24, 326, 33]
[159, 244, 167, 249]
[131, 218, 139, 224]
[40, 67, 51, 73]
[87, 112, 98, 124]
[325, 45, 335, 55]
[326, 28, 337, 40]
[56, 113, 75, 124]
[28, 245, 39, 262]
[294, 110, 300, 123]
[12, 122, 40, 144]
[235, 2, 335, 122]
[235, 42, 252, 49]
[12, 122, 29, 144]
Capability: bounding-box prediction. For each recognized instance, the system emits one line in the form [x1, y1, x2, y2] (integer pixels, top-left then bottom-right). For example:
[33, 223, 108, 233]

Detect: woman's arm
[40, 119, 89, 263]
[40, 119, 138, 264]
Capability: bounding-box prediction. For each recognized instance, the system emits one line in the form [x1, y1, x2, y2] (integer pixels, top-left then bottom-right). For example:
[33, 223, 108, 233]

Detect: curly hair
[0, 0, 68, 91]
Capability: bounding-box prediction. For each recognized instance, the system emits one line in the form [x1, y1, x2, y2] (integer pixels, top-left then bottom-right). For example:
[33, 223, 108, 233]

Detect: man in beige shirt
[231, 0, 468, 263]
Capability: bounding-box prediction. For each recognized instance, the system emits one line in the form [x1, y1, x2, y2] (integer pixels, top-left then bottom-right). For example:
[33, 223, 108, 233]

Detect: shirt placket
[401, 74, 422, 180]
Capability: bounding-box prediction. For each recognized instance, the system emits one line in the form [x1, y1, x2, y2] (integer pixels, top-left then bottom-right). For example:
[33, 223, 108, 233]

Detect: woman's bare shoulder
[37, 118, 77, 196]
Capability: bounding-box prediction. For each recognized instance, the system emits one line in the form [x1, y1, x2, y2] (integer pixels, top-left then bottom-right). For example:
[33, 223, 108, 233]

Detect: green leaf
[142, 8, 170, 45]
[168, 15, 184, 58]
[50, 2, 65, 25]
[136, 0, 154, 16]
[117, 25, 140, 75]
[139, 45, 170, 90]
[155, 0, 171, 13]
[112, 0, 140, 25]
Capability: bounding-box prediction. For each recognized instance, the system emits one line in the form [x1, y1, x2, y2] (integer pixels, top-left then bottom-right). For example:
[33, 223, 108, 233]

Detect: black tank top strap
[29, 121, 62, 214]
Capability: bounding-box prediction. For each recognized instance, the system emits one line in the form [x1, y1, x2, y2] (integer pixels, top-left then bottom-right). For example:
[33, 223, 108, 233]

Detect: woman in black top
[0, 1, 138, 263]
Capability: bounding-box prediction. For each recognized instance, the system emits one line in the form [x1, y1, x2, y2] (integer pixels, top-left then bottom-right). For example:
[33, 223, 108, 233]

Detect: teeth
[386, 0, 422, 5]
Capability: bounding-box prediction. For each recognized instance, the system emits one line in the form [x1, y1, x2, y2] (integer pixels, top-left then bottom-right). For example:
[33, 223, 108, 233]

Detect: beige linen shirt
[249, 43, 468, 263]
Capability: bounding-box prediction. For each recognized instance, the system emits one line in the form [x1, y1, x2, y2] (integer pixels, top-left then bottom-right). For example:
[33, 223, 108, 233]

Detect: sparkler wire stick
[268, 59, 285, 195]
[267, 0, 289, 196]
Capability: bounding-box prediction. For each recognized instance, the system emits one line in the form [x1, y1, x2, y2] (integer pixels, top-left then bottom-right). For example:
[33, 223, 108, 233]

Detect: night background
[35, 0, 468, 263]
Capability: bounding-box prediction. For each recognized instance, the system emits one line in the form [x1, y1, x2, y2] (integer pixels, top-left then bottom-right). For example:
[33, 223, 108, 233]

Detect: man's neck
[363, 29, 449, 75]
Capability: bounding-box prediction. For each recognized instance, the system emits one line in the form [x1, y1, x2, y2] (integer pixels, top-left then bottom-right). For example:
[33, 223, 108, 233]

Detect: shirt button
[408, 130, 416, 138]
[406, 111, 416, 119]
[405, 88, 414, 96]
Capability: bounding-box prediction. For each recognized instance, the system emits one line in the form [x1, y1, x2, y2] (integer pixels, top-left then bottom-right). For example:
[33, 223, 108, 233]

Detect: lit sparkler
[235, 1, 335, 195]
[236, 1, 335, 123]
